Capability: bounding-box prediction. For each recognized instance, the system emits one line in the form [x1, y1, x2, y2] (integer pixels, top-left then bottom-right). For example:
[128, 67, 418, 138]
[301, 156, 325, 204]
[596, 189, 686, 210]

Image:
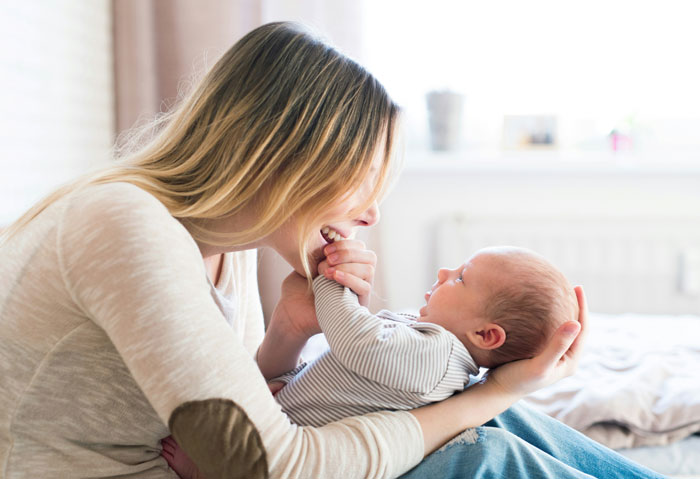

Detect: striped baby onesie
[274, 276, 480, 427]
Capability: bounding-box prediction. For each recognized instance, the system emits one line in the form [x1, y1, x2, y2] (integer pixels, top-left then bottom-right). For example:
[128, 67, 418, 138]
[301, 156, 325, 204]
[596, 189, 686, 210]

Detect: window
[0, 1, 114, 225]
[359, 0, 700, 160]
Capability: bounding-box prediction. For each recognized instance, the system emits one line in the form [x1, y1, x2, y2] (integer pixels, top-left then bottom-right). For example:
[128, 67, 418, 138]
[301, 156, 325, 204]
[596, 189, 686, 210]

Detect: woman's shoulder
[59, 181, 199, 256]
[66, 182, 170, 216]
[63, 182, 175, 227]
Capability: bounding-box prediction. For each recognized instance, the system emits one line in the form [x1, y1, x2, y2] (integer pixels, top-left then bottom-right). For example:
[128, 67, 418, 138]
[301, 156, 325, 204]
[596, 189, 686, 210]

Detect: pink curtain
[113, 0, 261, 136]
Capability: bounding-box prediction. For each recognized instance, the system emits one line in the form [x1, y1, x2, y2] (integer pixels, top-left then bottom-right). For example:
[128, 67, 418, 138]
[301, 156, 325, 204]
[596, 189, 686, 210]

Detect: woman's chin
[304, 231, 332, 275]
[284, 254, 311, 277]
[276, 231, 327, 277]
[305, 249, 325, 276]
[283, 249, 323, 278]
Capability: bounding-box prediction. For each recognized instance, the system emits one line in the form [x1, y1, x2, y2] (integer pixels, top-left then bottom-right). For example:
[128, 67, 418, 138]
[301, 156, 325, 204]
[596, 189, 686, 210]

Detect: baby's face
[418, 250, 503, 334]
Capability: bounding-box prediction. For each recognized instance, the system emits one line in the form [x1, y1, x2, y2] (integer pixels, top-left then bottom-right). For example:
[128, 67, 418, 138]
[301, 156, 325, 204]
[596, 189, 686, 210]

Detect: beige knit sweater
[0, 182, 423, 479]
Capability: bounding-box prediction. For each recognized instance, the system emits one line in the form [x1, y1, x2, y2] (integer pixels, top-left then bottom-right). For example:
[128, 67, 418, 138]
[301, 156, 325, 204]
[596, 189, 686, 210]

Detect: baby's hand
[318, 239, 377, 307]
[161, 436, 205, 479]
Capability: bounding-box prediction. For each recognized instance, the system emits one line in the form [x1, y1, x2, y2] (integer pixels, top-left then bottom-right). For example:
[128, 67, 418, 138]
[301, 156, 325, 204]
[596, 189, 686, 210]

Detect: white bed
[523, 312, 700, 478]
[617, 435, 700, 479]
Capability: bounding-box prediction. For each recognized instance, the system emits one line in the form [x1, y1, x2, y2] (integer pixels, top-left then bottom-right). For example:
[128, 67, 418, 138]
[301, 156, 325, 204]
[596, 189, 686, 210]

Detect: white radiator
[434, 214, 700, 315]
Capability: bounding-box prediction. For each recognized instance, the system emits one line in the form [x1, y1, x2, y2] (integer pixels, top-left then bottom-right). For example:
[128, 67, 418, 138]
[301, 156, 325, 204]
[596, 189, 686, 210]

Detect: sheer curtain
[0, 1, 113, 226]
[113, 0, 262, 136]
[112, 0, 365, 137]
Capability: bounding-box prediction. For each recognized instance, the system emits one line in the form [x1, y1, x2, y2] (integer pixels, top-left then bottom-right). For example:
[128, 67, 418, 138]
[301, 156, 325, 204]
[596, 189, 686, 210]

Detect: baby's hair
[481, 249, 577, 366]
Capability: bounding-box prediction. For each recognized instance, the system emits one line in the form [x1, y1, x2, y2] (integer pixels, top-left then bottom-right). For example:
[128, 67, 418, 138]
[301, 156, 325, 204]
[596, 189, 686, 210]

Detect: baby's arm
[313, 276, 452, 393]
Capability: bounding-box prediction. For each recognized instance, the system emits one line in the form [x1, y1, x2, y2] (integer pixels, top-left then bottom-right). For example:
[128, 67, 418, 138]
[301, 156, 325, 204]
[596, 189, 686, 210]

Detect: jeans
[400, 402, 667, 479]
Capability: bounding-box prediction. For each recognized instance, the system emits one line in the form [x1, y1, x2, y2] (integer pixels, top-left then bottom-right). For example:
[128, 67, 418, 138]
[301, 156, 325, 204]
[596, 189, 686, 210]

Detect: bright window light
[0, 1, 114, 225]
[360, 0, 700, 156]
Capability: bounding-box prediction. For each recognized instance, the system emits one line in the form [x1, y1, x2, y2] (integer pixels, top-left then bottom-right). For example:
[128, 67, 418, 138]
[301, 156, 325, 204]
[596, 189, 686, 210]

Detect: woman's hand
[488, 286, 588, 397]
[274, 271, 321, 338]
[318, 239, 377, 307]
[256, 272, 318, 380]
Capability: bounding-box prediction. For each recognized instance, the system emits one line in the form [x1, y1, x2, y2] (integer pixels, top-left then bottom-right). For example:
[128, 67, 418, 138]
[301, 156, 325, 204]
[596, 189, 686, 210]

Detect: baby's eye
[456, 271, 464, 283]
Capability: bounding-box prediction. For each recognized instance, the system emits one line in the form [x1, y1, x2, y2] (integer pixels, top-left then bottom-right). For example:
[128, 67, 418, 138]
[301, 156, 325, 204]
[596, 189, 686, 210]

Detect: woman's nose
[357, 201, 380, 227]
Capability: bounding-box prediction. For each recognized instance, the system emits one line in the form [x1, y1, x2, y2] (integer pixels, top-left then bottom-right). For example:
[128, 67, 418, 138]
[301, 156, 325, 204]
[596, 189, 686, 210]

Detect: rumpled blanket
[524, 313, 700, 449]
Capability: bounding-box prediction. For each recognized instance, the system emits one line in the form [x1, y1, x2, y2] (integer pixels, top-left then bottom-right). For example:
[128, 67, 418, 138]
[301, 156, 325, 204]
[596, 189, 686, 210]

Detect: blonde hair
[1, 22, 401, 277]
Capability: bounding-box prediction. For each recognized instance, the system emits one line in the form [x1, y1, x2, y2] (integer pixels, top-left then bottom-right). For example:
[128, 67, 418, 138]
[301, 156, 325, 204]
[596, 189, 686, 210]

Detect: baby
[272, 245, 579, 427]
[162, 245, 580, 478]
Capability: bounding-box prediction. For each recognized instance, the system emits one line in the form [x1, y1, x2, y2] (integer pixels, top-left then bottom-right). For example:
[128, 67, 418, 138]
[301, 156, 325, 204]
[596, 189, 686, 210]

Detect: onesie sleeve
[313, 276, 455, 393]
[57, 183, 423, 479]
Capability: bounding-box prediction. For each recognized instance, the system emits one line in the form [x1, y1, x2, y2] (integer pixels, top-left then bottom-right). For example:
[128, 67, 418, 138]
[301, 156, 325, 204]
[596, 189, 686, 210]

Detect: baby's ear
[468, 323, 506, 350]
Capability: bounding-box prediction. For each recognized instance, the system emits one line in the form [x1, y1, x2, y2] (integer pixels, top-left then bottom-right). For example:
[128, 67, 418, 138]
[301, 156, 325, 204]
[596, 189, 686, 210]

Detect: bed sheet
[524, 312, 700, 449]
[617, 433, 700, 478]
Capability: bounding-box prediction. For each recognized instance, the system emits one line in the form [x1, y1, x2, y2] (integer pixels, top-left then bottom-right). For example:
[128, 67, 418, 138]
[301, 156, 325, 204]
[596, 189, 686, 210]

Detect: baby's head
[418, 246, 578, 368]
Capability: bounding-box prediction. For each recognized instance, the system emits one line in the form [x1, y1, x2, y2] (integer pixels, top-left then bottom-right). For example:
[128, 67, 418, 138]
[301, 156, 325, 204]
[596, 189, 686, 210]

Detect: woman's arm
[59, 185, 423, 479]
[256, 272, 320, 380]
[412, 286, 587, 454]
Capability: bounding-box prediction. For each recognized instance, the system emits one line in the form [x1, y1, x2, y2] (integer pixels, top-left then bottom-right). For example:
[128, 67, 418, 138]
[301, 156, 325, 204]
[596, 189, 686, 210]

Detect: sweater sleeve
[313, 276, 454, 393]
[57, 183, 423, 479]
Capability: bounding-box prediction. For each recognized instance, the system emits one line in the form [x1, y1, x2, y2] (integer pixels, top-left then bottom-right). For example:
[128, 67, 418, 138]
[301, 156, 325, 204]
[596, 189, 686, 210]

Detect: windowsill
[402, 149, 700, 176]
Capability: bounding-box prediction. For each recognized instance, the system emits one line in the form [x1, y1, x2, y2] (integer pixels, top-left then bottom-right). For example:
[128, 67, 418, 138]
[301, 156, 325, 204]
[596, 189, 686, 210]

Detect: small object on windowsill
[609, 129, 634, 152]
[502, 115, 558, 150]
[426, 90, 464, 152]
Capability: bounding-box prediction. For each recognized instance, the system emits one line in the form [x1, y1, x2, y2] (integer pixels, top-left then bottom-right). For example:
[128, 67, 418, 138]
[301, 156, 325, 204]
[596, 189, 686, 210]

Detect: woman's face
[268, 146, 385, 276]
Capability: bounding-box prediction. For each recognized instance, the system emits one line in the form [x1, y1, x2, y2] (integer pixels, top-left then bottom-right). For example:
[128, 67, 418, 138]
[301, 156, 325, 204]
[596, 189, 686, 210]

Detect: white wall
[371, 153, 700, 315]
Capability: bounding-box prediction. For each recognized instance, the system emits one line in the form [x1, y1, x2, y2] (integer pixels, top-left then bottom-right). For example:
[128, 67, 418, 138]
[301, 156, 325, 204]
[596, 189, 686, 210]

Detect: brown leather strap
[169, 399, 268, 479]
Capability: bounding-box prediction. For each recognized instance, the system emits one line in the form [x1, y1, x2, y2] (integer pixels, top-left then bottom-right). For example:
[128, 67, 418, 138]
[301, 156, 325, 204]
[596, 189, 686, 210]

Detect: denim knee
[435, 428, 482, 453]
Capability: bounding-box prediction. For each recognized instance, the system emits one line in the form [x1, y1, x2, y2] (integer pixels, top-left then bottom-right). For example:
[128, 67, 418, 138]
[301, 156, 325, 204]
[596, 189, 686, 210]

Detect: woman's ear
[467, 323, 506, 350]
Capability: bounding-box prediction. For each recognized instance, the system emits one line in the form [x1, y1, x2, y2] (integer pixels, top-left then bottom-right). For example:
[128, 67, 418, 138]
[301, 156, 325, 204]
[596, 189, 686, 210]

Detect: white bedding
[524, 312, 700, 449]
[617, 434, 700, 478]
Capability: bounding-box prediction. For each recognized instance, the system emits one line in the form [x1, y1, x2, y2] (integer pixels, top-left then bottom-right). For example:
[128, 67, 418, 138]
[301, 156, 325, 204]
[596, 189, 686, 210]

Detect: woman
[0, 22, 663, 479]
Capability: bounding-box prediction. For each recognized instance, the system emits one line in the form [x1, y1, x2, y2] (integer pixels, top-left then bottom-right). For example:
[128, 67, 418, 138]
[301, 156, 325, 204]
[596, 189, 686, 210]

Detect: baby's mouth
[321, 226, 346, 244]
